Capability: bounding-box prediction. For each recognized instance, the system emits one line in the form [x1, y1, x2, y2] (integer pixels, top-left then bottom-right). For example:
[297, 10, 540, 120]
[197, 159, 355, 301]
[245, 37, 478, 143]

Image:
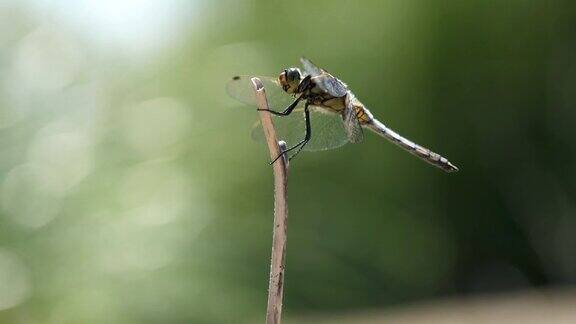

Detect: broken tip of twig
[251, 77, 264, 91]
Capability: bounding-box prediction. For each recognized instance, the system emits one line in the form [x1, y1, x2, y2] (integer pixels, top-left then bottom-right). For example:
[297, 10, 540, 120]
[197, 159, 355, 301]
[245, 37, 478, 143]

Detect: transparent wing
[251, 105, 350, 151]
[315, 75, 348, 97]
[226, 75, 296, 110]
[300, 57, 323, 76]
[300, 57, 348, 97]
[343, 94, 364, 143]
[227, 73, 350, 152]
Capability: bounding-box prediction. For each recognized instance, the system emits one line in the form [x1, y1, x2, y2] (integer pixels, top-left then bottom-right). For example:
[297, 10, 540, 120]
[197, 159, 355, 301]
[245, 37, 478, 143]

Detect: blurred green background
[1, 0, 575, 323]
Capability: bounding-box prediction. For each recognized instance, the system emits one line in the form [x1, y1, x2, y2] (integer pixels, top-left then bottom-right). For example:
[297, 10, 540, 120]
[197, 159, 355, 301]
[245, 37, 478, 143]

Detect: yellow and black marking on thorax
[303, 80, 373, 125]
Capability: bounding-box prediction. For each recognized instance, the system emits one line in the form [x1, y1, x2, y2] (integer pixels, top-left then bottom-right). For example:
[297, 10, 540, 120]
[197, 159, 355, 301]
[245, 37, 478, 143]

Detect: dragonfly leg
[287, 104, 312, 161]
[269, 103, 311, 164]
[257, 93, 304, 116]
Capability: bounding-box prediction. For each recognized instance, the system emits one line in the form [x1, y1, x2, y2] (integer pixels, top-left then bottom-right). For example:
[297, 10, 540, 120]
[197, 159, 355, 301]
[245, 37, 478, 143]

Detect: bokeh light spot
[121, 97, 191, 157]
[0, 248, 32, 310]
[27, 130, 94, 196]
[118, 161, 191, 226]
[11, 26, 83, 93]
[1, 164, 61, 229]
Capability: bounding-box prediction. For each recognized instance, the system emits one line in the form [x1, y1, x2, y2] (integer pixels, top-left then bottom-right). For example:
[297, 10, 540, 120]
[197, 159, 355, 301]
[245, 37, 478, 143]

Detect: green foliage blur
[0, 1, 575, 323]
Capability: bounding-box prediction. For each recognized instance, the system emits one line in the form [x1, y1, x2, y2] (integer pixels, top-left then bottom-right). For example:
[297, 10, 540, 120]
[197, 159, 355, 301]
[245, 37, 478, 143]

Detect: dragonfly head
[278, 68, 302, 94]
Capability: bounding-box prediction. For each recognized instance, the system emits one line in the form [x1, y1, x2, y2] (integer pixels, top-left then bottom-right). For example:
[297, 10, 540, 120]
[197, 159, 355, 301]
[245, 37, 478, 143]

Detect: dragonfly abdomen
[354, 105, 373, 124]
[365, 119, 458, 172]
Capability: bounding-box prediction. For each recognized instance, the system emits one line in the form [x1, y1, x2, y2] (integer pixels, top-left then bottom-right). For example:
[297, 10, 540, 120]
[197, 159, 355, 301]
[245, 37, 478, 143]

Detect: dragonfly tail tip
[446, 162, 459, 172]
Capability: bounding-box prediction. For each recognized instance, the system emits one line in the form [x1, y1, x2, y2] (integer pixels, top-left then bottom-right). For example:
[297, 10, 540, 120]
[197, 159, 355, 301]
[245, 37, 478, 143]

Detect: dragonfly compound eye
[278, 68, 302, 93]
[286, 68, 301, 82]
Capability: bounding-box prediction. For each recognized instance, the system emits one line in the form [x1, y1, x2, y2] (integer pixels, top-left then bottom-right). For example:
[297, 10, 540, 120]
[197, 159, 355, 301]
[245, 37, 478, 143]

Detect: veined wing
[251, 105, 350, 152]
[315, 75, 348, 97]
[226, 75, 296, 110]
[227, 73, 351, 152]
[300, 57, 347, 97]
[300, 57, 323, 77]
[343, 93, 364, 143]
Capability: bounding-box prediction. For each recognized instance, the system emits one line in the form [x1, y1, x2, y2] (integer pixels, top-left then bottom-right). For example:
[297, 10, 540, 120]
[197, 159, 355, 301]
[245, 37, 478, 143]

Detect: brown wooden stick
[251, 77, 289, 324]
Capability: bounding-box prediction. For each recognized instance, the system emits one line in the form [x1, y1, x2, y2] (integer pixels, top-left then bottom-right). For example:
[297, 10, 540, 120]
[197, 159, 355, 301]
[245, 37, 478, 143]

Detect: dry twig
[251, 77, 290, 324]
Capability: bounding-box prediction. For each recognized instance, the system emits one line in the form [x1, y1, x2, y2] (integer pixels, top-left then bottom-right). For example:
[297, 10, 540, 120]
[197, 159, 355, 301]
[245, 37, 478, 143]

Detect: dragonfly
[226, 57, 459, 172]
